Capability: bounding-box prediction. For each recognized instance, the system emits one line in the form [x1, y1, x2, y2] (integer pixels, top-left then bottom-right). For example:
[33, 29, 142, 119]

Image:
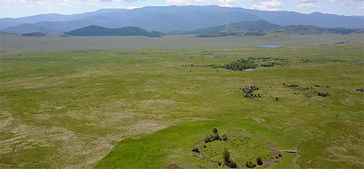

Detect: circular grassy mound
[193, 128, 282, 168]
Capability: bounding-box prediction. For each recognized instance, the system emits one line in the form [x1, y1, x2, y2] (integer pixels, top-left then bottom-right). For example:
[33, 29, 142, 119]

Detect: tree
[212, 128, 218, 135]
[223, 148, 230, 163]
[223, 149, 237, 168]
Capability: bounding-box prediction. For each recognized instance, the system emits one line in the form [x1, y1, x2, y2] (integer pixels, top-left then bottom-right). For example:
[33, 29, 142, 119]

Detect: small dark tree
[223, 149, 230, 163]
[256, 157, 263, 165]
[223, 149, 237, 168]
[212, 128, 220, 140]
[212, 128, 218, 135]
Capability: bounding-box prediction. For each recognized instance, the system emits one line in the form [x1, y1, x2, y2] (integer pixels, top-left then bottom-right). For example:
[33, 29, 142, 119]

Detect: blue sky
[0, 0, 363, 18]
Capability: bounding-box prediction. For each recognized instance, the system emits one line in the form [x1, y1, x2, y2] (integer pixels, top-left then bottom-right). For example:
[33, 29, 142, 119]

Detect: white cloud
[297, 0, 316, 8]
[329, 0, 364, 10]
[218, 0, 238, 7]
[329, 0, 364, 4]
[330, 0, 364, 2]
[359, 5, 364, 9]
[252, 0, 282, 11]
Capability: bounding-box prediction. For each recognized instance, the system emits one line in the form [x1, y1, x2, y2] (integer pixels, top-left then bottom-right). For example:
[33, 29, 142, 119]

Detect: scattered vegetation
[240, 85, 261, 98]
[284, 82, 330, 98]
[301, 58, 313, 63]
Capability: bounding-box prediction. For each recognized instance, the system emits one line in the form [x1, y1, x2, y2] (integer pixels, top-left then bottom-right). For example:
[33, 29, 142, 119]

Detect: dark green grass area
[0, 36, 363, 168]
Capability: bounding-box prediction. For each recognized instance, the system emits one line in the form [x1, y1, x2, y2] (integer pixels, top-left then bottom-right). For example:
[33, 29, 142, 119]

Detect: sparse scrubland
[0, 34, 363, 169]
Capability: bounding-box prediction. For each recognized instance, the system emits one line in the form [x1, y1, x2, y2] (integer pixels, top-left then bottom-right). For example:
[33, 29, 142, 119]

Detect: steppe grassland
[0, 34, 363, 168]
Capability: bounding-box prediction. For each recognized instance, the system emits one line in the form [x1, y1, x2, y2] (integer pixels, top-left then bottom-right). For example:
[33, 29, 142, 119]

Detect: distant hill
[22, 32, 47, 37]
[65, 25, 164, 37]
[1, 6, 363, 34]
[178, 20, 362, 37]
[180, 20, 281, 37]
[278, 25, 360, 35]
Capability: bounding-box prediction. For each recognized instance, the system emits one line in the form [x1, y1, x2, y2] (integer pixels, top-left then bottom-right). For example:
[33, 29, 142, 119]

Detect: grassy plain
[0, 34, 363, 169]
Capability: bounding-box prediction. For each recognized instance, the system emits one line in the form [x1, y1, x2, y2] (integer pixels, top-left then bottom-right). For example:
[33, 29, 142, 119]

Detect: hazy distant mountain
[181, 20, 362, 37]
[1, 6, 364, 34]
[65, 25, 164, 37]
[0, 9, 122, 30]
[180, 20, 281, 36]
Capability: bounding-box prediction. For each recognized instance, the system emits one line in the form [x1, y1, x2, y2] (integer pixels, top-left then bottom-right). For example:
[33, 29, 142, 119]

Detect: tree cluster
[222, 59, 258, 71]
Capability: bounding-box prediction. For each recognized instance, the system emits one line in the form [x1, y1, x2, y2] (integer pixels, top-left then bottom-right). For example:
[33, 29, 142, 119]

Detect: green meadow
[0, 34, 363, 169]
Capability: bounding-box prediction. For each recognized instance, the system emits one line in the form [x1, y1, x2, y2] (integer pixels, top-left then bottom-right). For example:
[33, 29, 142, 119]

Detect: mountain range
[180, 20, 362, 37]
[1, 5, 364, 34]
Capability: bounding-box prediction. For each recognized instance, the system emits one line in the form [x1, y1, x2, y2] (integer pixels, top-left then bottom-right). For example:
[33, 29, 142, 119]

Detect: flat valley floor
[0, 34, 363, 168]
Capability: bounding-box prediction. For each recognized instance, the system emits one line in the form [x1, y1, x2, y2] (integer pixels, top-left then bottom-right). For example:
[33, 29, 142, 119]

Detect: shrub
[317, 92, 330, 97]
[241, 85, 261, 98]
[246, 161, 256, 168]
[226, 160, 237, 168]
[204, 134, 213, 143]
[250, 85, 259, 90]
[192, 148, 200, 154]
[222, 134, 228, 141]
[256, 157, 263, 165]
